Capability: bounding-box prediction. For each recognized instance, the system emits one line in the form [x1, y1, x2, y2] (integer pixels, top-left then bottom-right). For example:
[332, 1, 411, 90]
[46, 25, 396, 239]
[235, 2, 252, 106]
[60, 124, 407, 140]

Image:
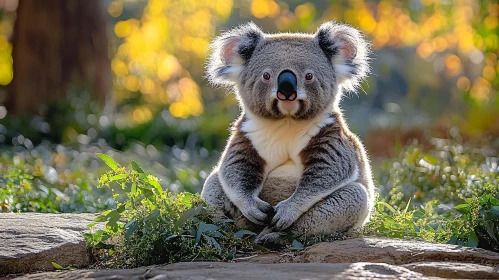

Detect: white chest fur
[241, 113, 334, 177]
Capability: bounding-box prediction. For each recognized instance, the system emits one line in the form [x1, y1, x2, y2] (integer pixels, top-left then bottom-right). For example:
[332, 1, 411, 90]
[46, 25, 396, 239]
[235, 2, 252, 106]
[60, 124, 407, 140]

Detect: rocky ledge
[0, 213, 96, 274]
[1, 213, 499, 279]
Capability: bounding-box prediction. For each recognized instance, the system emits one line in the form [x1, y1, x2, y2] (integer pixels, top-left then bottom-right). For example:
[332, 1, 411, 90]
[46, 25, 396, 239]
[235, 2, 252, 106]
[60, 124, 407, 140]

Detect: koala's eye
[305, 73, 313, 81]
[263, 72, 271, 80]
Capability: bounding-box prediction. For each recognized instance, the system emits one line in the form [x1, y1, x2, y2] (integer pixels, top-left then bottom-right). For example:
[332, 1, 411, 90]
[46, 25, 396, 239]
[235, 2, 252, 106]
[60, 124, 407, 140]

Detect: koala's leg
[201, 171, 236, 218]
[255, 182, 371, 245]
[201, 171, 263, 231]
[291, 182, 370, 235]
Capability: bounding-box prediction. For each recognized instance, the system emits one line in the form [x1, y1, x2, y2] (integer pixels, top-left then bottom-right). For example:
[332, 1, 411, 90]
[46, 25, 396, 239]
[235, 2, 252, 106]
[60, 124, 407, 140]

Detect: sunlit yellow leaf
[114, 21, 132, 38]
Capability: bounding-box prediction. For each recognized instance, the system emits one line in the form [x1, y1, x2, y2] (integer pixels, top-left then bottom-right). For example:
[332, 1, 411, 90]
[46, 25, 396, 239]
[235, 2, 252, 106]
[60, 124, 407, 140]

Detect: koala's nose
[277, 70, 297, 101]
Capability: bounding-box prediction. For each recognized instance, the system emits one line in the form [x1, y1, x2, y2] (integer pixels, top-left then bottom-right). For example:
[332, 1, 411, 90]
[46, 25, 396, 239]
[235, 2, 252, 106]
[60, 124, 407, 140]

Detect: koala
[201, 21, 375, 245]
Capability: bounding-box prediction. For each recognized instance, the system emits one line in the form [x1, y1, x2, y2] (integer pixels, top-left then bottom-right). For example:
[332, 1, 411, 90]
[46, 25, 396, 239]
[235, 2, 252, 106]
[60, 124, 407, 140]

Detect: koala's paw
[240, 197, 274, 225]
[270, 200, 300, 231]
[254, 232, 286, 248]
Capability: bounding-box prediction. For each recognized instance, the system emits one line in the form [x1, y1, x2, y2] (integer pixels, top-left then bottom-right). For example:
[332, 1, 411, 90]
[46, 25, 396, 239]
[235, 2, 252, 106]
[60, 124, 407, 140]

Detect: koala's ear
[315, 22, 370, 91]
[206, 22, 264, 86]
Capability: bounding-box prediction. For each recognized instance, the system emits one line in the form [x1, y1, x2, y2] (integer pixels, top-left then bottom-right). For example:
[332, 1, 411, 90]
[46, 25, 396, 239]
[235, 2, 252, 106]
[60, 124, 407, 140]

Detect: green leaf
[95, 209, 112, 222]
[106, 215, 120, 229]
[116, 204, 126, 213]
[196, 222, 219, 243]
[131, 183, 137, 195]
[235, 230, 256, 238]
[51, 262, 73, 270]
[124, 218, 136, 228]
[291, 239, 304, 251]
[124, 221, 139, 240]
[489, 206, 499, 217]
[131, 160, 145, 174]
[424, 200, 437, 216]
[210, 238, 222, 253]
[206, 236, 222, 253]
[105, 210, 121, 229]
[201, 223, 219, 232]
[149, 179, 163, 193]
[94, 216, 107, 222]
[176, 205, 203, 227]
[448, 235, 458, 245]
[422, 154, 438, 165]
[86, 222, 97, 228]
[454, 204, 469, 209]
[468, 231, 479, 248]
[96, 153, 119, 170]
[139, 183, 152, 190]
[52, 262, 63, 270]
[378, 201, 397, 214]
[209, 231, 223, 238]
[165, 235, 180, 241]
[214, 218, 234, 224]
[403, 197, 412, 214]
[180, 192, 194, 207]
[144, 209, 161, 223]
[109, 174, 127, 182]
[483, 220, 498, 243]
[454, 204, 470, 213]
[142, 188, 154, 198]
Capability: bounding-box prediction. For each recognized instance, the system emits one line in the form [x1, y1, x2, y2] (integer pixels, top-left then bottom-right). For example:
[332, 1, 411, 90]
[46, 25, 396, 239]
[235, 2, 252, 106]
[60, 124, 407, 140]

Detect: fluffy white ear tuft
[315, 21, 371, 92]
[206, 22, 264, 86]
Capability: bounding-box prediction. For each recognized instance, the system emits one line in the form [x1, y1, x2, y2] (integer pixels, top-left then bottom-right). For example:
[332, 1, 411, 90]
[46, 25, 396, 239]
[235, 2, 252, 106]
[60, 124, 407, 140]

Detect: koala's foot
[254, 226, 287, 248]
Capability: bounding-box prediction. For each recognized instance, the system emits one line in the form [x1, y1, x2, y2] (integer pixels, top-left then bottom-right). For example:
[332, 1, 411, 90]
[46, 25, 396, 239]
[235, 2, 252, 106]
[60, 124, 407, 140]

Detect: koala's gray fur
[201, 21, 375, 245]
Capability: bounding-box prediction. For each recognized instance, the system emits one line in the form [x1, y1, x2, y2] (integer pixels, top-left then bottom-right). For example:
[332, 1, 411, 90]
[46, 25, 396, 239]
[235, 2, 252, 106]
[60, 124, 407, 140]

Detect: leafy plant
[0, 145, 113, 213]
[450, 189, 499, 250]
[364, 197, 451, 243]
[365, 189, 499, 252]
[0, 140, 213, 213]
[366, 138, 499, 252]
[85, 153, 259, 267]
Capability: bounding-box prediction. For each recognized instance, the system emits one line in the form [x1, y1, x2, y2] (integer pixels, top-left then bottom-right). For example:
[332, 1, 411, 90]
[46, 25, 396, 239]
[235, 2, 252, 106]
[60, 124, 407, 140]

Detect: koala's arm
[218, 128, 274, 225]
[271, 123, 359, 230]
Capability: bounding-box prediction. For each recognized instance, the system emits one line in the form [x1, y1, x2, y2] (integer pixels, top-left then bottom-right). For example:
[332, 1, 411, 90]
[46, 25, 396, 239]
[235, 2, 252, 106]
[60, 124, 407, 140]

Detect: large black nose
[277, 70, 297, 101]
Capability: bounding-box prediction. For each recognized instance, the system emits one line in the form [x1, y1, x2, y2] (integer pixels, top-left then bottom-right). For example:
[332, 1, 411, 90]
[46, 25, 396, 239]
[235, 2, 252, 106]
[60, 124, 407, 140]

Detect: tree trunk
[7, 0, 110, 115]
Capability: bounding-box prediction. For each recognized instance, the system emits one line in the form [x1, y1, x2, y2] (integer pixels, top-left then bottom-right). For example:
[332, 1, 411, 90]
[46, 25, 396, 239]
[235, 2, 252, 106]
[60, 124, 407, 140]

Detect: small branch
[233, 254, 258, 261]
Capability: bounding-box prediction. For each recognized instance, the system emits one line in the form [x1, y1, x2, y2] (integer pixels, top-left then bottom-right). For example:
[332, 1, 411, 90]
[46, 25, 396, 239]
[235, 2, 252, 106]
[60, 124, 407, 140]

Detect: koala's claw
[241, 198, 274, 225]
[270, 200, 299, 231]
[254, 232, 282, 247]
[254, 226, 286, 248]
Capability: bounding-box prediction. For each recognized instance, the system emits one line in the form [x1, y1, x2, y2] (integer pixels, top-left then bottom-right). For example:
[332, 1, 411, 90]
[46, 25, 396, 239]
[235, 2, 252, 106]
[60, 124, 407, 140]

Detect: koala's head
[207, 22, 370, 120]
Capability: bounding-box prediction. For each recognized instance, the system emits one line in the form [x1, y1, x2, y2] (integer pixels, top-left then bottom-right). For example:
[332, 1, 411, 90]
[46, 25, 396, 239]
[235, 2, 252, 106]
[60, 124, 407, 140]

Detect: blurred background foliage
[0, 0, 498, 216]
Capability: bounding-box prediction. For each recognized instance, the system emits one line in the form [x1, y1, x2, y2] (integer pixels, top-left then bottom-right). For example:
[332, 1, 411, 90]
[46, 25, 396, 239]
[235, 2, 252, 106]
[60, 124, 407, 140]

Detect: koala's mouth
[271, 99, 307, 119]
[278, 100, 300, 115]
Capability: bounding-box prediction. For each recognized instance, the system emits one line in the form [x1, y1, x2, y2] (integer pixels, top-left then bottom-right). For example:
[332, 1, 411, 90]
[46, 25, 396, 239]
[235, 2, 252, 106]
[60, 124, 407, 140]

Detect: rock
[300, 237, 499, 266]
[2, 214, 499, 279]
[403, 261, 499, 279]
[0, 213, 96, 274]
[10, 262, 431, 280]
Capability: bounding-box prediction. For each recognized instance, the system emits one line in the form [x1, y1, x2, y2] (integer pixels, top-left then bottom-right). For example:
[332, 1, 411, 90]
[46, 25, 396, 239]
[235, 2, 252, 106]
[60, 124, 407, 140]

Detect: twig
[233, 254, 258, 261]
